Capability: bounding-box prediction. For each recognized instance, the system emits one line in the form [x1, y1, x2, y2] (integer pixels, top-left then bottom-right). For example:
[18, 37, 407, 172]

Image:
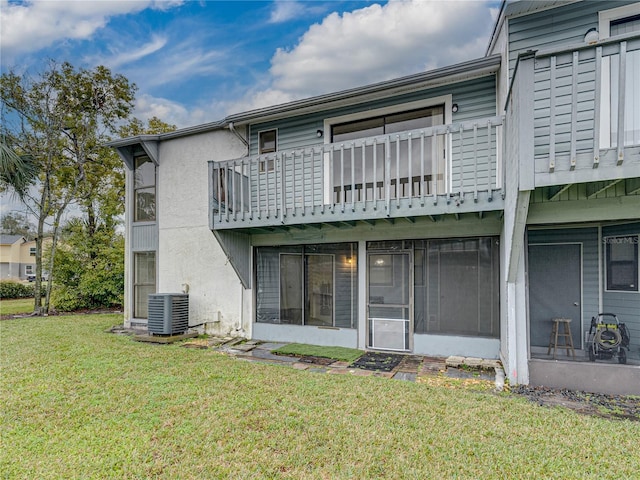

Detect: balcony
[209, 116, 504, 232]
[510, 32, 640, 192]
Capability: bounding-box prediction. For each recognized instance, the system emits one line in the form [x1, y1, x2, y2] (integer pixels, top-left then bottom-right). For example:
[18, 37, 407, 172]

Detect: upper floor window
[605, 235, 639, 292]
[134, 155, 156, 222]
[258, 129, 277, 172]
[29, 247, 36, 256]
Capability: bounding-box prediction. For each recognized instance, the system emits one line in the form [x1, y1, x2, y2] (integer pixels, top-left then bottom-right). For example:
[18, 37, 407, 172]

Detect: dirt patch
[512, 385, 640, 421]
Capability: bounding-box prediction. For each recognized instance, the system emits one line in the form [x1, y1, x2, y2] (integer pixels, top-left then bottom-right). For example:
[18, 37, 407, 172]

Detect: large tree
[0, 61, 136, 314]
[50, 116, 176, 312]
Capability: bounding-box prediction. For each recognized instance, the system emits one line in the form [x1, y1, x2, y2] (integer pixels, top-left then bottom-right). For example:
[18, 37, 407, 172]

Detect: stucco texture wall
[156, 128, 252, 336]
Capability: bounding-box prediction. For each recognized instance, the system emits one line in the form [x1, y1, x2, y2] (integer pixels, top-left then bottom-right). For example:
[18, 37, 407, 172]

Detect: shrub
[0, 280, 34, 299]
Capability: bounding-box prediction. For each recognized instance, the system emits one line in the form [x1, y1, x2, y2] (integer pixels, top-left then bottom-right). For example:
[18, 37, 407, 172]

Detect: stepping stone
[393, 372, 417, 382]
[446, 356, 465, 367]
[463, 357, 483, 367]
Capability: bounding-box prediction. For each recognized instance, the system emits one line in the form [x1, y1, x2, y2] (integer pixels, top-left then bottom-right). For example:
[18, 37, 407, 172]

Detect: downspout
[228, 122, 249, 154]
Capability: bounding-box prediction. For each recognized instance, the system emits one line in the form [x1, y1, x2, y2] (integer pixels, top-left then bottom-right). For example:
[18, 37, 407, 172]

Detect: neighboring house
[110, 0, 640, 394]
[0, 235, 39, 281]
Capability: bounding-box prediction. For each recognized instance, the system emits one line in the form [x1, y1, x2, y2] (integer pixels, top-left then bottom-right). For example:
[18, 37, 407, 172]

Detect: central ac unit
[148, 293, 189, 335]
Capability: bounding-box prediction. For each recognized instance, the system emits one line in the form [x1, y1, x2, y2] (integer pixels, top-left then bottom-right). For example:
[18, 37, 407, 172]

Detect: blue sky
[1, 0, 500, 130]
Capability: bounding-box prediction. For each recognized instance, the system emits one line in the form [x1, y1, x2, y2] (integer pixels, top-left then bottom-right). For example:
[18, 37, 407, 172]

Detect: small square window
[606, 236, 639, 292]
[259, 130, 277, 154]
[29, 247, 36, 256]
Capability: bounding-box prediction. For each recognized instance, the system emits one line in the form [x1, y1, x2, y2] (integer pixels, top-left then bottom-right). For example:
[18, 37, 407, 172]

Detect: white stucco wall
[156, 128, 252, 337]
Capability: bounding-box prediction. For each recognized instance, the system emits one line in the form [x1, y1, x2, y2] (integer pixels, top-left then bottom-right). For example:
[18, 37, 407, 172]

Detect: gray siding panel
[508, 1, 638, 75]
[248, 76, 497, 155]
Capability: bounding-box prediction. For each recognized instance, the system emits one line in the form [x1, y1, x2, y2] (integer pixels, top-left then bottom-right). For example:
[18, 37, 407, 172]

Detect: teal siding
[602, 222, 640, 360]
[508, 1, 638, 75]
[248, 75, 497, 155]
[528, 227, 600, 348]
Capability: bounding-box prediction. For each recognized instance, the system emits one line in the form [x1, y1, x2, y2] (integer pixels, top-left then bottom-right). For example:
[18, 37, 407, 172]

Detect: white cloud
[0, 0, 183, 61]
[269, 0, 305, 23]
[99, 35, 168, 69]
[234, 0, 495, 112]
[134, 93, 207, 128]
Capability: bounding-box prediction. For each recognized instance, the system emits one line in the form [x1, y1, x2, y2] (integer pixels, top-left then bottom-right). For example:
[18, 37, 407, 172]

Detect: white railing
[532, 32, 640, 178]
[211, 116, 503, 226]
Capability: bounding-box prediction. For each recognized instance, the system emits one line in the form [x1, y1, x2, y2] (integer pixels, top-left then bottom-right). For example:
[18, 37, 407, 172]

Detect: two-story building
[110, 0, 640, 394]
[0, 235, 38, 281]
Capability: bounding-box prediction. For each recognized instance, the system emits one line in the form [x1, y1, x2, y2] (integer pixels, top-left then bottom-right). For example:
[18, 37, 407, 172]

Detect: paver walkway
[180, 336, 501, 386]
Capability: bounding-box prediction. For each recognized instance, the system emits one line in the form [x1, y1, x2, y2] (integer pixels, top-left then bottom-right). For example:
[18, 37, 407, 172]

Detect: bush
[0, 281, 34, 299]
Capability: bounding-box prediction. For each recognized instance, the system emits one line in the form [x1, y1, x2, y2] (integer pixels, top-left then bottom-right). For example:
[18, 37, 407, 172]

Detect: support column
[358, 240, 367, 349]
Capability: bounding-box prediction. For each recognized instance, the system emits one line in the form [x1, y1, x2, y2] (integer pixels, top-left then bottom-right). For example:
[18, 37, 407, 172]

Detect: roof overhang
[108, 54, 501, 149]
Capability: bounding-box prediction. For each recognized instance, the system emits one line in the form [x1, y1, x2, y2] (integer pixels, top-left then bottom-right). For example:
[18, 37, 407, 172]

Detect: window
[256, 243, 357, 328]
[259, 129, 277, 172]
[25, 265, 34, 275]
[606, 236, 639, 292]
[134, 155, 156, 222]
[134, 252, 156, 318]
[29, 247, 36, 256]
[330, 106, 446, 202]
[599, 6, 640, 148]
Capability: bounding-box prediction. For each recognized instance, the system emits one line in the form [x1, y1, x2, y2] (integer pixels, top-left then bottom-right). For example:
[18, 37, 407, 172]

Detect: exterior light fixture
[452, 104, 459, 113]
[316, 129, 323, 138]
[584, 28, 599, 44]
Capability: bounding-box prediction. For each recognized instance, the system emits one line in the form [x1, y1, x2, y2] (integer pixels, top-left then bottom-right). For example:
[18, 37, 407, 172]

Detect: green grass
[0, 297, 36, 315]
[1, 315, 639, 479]
[272, 343, 363, 362]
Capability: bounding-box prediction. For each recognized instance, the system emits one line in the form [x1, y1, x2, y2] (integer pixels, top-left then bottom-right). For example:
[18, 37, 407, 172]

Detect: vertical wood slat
[350, 144, 355, 211]
[473, 123, 478, 202]
[279, 154, 285, 222]
[361, 142, 366, 209]
[487, 121, 493, 194]
[329, 147, 334, 214]
[570, 51, 578, 170]
[240, 161, 245, 221]
[300, 151, 305, 214]
[549, 55, 556, 172]
[265, 158, 270, 218]
[420, 131, 425, 206]
[385, 137, 391, 212]
[458, 124, 464, 201]
[435, 130, 442, 204]
[256, 160, 261, 219]
[340, 145, 345, 212]
[291, 151, 296, 215]
[310, 149, 315, 214]
[216, 164, 222, 223]
[408, 132, 413, 208]
[593, 46, 602, 168]
[373, 139, 378, 208]
[224, 163, 231, 222]
[617, 41, 627, 165]
[395, 135, 400, 207]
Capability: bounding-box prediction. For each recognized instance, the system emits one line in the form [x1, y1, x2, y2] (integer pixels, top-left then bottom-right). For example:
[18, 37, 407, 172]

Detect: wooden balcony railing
[209, 116, 504, 230]
[512, 32, 640, 188]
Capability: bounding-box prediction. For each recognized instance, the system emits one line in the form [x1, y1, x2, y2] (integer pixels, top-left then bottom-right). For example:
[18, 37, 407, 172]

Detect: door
[367, 251, 412, 351]
[528, 244, 582, 348]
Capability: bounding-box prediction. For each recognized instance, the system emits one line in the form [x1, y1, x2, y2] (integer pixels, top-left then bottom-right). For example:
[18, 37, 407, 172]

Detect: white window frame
[29, 247, 36, 256]
[258, 128, 277, 172]
[25, 264, 34, 276]
[598, 3, 640, 148]
[604, 234, 639, 293]
[322, 95, 453, 203]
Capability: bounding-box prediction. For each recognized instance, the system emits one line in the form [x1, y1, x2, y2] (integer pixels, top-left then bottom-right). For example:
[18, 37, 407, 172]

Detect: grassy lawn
[1, 315, 639, 479]
[272, 343, 363, 362]
[0, 297, 35, 315]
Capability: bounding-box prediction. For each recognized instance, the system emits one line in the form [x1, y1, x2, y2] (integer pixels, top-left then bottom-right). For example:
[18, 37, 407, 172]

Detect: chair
[547, 318, 576, 359]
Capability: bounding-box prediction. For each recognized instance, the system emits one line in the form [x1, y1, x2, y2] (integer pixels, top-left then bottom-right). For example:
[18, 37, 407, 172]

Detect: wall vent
[148, 293, 189, 335]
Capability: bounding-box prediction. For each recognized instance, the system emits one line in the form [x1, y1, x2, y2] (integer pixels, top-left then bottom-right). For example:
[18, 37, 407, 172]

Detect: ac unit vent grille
[148, 293, 189, 335]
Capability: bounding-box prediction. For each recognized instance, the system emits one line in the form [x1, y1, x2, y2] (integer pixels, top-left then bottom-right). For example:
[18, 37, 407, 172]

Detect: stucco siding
[155, 129, 252, 334]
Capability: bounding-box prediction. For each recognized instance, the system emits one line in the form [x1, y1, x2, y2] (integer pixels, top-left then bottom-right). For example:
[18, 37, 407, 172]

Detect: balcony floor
[213, 189, 503, 233]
